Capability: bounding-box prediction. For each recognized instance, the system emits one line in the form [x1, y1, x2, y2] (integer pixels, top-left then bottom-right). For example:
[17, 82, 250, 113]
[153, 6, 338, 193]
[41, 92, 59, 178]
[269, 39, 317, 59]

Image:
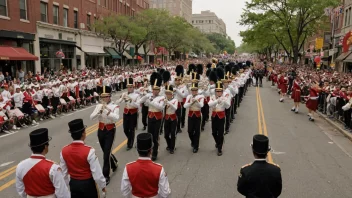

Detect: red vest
[165, 113, 177, 121]
[61, 142, 92, 180]
[126, 159, 162, 197]
[23, 156, 55, 196]
[188, 110, 201, 118]
[212, 111, 225, 119]
[124, 108, 138, 115]
[148, 111, 163, 120]
[99, 122, 115, 131]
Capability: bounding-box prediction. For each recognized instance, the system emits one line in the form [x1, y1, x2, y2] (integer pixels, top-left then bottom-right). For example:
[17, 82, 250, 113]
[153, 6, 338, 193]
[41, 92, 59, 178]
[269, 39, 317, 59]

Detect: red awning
[0, 46, 38, 61]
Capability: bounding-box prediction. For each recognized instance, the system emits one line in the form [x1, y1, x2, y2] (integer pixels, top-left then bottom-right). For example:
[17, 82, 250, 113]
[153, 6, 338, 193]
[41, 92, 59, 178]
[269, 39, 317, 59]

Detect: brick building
[0, 0, 149, 75]
[150, 0, 192, 23]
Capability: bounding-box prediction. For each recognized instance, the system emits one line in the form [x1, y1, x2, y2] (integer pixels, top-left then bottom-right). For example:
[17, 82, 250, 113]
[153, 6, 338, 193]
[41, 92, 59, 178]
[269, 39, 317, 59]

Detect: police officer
[121, 133, 171, 197]
[60, 119, 106, 198]
[15, 128, 70, 198]
[237, 134, 282, 198]
[90, 86, 119, 185]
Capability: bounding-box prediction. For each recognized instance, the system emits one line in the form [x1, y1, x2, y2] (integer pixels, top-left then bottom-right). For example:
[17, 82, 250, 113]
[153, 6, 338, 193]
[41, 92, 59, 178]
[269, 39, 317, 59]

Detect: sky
[192, 0, 247, 47]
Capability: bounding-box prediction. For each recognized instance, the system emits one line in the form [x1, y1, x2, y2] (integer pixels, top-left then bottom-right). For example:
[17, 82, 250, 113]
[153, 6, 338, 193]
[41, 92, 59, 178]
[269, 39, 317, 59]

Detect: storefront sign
[67, 37, 74, 41]
[315, 38, 324, 50]
[44, 34, 54, 39]
[342, 31, 352, 52]
[0, 57, 9, 60]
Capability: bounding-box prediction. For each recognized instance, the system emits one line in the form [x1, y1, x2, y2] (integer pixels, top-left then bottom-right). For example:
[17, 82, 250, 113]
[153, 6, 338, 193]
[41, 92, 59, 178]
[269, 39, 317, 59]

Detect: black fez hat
[251, 134, 271, 155]
[29, 128, 52, 147]
[68, 119, 86, 134]
[137, 133, 153, 152]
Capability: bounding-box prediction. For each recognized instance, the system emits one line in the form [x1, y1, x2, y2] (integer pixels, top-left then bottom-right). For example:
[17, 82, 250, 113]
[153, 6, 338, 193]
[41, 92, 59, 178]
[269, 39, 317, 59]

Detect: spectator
[18, 69, 25, 83]
[0, 72, 4, 82]
[5, 72, 11, 82]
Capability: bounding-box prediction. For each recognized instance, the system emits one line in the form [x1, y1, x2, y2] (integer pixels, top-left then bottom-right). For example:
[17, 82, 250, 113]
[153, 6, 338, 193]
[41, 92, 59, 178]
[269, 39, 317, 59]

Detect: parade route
[1, 83, 352, 197]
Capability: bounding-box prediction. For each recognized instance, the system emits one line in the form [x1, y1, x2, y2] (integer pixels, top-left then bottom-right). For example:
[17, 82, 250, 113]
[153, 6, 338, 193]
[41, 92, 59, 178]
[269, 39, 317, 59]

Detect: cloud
[192, 0, 247, 46]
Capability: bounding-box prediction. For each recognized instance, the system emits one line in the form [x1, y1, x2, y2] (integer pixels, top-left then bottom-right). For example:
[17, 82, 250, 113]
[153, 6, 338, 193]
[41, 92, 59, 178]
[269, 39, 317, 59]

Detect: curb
[316, 111, 352, 141]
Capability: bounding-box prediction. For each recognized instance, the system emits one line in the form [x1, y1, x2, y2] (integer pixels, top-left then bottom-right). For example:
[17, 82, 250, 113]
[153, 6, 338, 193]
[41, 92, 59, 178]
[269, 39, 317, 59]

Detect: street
[1, 81, 352, 198]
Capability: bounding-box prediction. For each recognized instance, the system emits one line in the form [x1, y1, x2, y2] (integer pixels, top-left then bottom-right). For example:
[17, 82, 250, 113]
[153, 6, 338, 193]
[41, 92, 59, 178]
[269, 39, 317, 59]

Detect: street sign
[315, 38, 324, 50]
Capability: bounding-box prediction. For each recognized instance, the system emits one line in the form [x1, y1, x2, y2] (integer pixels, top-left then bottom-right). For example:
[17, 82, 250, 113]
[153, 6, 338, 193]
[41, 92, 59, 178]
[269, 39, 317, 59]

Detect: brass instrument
[100, 101, 107, 114]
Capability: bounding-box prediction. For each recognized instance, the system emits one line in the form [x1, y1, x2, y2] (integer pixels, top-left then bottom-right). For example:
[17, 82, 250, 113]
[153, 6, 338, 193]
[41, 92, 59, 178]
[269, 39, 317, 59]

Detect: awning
[82, 45, 108, 56]
[123, 51, 133, 59]
[147, 51, 155, 56]
[104, 48, 121, 59]
[337, 51, 352, 62]
[344, 52, 352, 62]
[0, 46, 38, 61]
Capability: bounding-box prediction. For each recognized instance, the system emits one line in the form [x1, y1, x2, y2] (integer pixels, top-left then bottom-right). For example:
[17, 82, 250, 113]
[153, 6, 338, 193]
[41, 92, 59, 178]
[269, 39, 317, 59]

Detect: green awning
[104, 48, 121, 59]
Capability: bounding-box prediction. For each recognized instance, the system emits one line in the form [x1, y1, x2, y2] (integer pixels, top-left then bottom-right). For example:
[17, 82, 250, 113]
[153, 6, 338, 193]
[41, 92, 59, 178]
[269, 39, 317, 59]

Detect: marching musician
[60, 119, 106, 198]
[291, 76, 302, 113]
[173, 65, 187, 133]
[15, 128, 70, 198]
[306, 81, 320, 122]
[141, 72, 165, 161]
[163, 85, 178, 154]
[208, 79, 231, 156]
[184, 73, 204, 153]
[116, 77, 140, 150]
[223, 71, 234, 134]
[90, 86, 119, 185]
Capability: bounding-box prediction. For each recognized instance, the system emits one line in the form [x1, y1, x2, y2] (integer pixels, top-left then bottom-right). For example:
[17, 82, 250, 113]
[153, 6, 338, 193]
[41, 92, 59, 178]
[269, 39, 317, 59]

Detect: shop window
[74, 11, 78, 28]
[0, 0, 7, 17]
[19, 0, 27, 20]
[40, 2, 48, 22]
[87, 14, 91, 30]
[53, 5, 59, 25]
[63, 8, 68, 27]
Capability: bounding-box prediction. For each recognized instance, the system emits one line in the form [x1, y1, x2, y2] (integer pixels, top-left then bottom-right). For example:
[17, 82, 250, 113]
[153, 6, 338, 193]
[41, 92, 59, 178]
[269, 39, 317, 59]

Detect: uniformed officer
[184, 73, 204, 153]
[164, 85, 178, 154]
[208, 80, 230, 156]
[237, 134, 282, 198]
[121, 133, 171, 198]
[16, 128, 70, 198]
[60, 119, 106, 198]
[90, 86, 119, 184]
[116, 77, 140, 150]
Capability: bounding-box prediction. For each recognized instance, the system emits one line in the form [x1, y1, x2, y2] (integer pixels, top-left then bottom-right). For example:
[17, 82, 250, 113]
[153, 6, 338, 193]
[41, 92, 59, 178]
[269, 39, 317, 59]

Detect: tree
[241, 0, 337, 62]
[206, 33, 236, 54]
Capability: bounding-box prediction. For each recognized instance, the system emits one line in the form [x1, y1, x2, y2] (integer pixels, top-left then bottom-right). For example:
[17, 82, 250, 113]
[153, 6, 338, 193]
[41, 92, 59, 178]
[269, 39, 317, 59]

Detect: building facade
[150, 0, 192, 23]
[0, 0, 149, 75]
[191, 10, 226, 36]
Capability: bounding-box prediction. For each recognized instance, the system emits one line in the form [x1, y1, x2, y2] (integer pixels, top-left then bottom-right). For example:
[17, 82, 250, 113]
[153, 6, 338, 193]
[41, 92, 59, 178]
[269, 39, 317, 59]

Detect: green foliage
[206, 33, 236, 54]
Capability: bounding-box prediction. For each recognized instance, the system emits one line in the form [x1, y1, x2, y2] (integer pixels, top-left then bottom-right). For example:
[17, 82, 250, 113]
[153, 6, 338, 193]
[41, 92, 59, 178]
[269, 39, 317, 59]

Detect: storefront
[0, 30, 37, 77]
[104, 47, 121, 66]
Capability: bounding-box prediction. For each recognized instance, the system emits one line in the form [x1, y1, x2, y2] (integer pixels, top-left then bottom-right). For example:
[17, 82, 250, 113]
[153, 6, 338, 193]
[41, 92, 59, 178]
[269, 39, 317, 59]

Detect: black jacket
[237, 160, 282, 198]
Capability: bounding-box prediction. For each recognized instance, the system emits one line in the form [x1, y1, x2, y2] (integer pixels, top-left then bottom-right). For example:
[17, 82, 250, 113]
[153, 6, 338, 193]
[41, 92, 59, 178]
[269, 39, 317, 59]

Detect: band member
[278, 73, 288, 102]
[116, 78, 140, 150]
[164, 85, 178, 154]
[90, 86, 119, 184]
[184, 73, 204, 153]
[237, 134, 282, 198]
[16, 128, 70, 198]
[208, 80, 230, 156]
[143, 72, 165, 161]
[141, 77, 150, 130]
[60, 119, 106, 197]
[121, 133, 171, 198]
[306, 81, 320, 121]
[174, 65, 186, 133]
[160, 70, 171, 135]
[222, 70, 233, 134]
[291, 76, 302, 113]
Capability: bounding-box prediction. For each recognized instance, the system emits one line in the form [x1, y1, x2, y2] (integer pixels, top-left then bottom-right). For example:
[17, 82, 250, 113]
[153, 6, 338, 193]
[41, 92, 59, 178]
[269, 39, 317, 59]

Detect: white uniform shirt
[184, 94, 204, 110]
[90, 102, 120, 124]
[208, 93, 231, 110]
[165, 98, 178, 114]
[1, 90, 11, 101]
[13, 92, 24, 108]
[174, 85, 187, 102]
[116, 92, 140, 109]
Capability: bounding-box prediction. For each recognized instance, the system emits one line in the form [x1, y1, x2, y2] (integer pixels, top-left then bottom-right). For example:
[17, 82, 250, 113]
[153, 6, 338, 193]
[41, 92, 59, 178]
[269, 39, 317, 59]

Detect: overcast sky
[193, 0, 247, 47]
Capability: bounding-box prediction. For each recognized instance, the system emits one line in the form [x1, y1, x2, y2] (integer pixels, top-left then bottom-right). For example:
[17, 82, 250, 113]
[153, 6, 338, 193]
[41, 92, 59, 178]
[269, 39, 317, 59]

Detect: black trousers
[141, 104, 148, 127]
[239, 87, 244, 105]
[70, 178, 98, 198]
[148, 117, 161, 157]
[344, 109, 352, 128]
[211, 116, 225, 150]
[164, 118, 177, 150]
[181, 106, 186, 126]
[187, 115, 201, 149]
[123, 113, 138, 148]
[234, 94, 238, 114]
[97, 127, 118, 179]
[201, 103, 209, 128]
[176, 107, 182, 131]
[225, 108, 231, 131]
[231, 97, 235, 120]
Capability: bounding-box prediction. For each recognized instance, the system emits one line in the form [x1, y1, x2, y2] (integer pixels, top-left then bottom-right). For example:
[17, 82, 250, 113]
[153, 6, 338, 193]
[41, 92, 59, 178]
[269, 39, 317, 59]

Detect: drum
[35, 104, 46, 113]
[60, 98, 67, 105]
[8, 108, 24, 119]
[68, 96, 75, 101]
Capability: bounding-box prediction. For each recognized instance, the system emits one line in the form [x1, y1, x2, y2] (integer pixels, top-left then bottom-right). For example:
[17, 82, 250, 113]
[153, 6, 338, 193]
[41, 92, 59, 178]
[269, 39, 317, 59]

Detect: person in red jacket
[121, 133, 171, 198]
[290, 76, 301, 113]
[306, 82, 321, 121]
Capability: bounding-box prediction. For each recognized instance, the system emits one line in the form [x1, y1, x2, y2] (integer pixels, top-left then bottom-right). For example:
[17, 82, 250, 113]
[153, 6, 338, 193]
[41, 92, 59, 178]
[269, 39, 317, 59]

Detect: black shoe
[170, 150, 174, 154]
[126, 146, 132, 151]
[215, 144, 218, 148]
[151, 155, 157, 161]
[230, 120, 234, 123]
[217, 150, 223, 156]
[112, 165, 117, 172]
[106, 177, 110, 186]
[166, 147, 170, 151]
[191, 143, 194, 148]
[193, 148, 198, 153]
[178, 129, 182, 133]
[181, 124, 185, 128]
[143, 126, 146, 130]
[225, 130, 229, 134]
[201, 127, 204, 131]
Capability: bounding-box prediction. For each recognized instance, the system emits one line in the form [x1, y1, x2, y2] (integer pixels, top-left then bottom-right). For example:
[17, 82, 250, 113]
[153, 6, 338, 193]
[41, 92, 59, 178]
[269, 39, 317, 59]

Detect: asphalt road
[1, 81, 352, 198]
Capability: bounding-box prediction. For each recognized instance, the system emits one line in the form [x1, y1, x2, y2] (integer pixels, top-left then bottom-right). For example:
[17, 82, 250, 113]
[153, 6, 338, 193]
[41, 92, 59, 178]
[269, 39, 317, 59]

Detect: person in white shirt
[163, 85, 178, 154]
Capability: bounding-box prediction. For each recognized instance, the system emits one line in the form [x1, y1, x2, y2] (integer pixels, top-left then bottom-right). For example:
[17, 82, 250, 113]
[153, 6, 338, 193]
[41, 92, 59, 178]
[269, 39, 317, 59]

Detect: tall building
[0, 0, 149, 75]
[191, 10, 226, 36]
[150, 0, 192, 23]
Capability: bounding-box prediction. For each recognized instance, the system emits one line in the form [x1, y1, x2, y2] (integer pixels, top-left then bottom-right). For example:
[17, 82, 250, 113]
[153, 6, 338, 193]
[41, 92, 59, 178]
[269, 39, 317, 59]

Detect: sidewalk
[316, 111, 352, 141]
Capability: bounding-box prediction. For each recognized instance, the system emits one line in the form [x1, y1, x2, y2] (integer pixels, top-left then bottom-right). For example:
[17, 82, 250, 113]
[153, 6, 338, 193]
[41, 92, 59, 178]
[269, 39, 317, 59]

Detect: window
[63, 8, 68, 27]
[19, 0, 27, 20]
[0, 0, 7, 16]
[53, 5, 59, 24]
[74, 11, 78, 28]
[40, 2, 48, 22]
[87, 14, 91, 28]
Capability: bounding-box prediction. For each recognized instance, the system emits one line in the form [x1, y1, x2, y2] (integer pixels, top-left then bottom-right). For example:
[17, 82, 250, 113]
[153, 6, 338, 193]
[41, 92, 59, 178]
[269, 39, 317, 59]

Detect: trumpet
[100, 101, 107, 114]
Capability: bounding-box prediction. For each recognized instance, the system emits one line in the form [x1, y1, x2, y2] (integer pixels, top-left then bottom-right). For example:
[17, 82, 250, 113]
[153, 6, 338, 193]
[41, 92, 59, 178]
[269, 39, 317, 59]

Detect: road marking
[112, 139, 128, 154]
[0, 162, 14, 168]
[0, 165, 16, 177]
[2, 131, 13, 134]
[0, 180, 15, 192]
[256, 87, 274, 164]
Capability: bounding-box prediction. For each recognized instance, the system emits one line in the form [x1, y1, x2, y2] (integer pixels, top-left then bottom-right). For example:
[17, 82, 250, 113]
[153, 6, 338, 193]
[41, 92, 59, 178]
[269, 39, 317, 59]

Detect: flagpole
[330, 8, 336, 69]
